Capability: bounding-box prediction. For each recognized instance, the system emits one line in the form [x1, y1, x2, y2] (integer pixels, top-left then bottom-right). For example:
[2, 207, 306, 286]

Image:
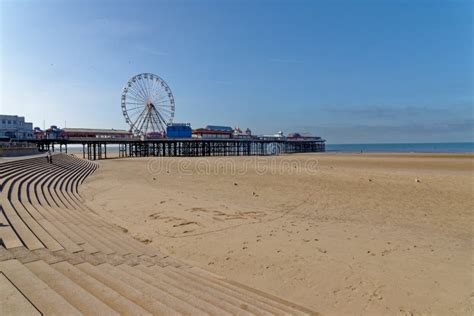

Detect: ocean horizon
[326, 142, 474, 153]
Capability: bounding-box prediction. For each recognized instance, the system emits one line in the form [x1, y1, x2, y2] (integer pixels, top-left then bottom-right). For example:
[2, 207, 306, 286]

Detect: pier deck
[28, 138, 325, 160]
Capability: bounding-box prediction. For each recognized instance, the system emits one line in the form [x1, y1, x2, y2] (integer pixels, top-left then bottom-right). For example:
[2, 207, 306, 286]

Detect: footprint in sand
[148, 213, 160, 219]
[134, 235, 152, 244]
[172, 221, 199, 227]
[190, 207, 209, 213]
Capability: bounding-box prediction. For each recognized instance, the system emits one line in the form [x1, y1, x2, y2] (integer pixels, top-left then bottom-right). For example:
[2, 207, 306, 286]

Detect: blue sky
[1, 0, 472, 143]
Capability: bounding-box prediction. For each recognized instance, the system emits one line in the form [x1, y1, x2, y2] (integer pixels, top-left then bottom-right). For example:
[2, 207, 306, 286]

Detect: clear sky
[1, 0, 472, 143]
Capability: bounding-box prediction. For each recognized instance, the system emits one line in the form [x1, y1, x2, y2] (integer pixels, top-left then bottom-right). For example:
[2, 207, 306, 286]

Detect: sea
[325, 142, 474, 153]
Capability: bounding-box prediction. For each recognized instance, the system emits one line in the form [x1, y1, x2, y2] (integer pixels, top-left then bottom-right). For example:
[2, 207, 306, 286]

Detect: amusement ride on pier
[28, 73, 325, 160]
[121, 73, 175, 137]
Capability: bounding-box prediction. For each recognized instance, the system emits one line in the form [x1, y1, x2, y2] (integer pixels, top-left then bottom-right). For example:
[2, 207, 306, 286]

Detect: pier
[29, 138, 325, 160]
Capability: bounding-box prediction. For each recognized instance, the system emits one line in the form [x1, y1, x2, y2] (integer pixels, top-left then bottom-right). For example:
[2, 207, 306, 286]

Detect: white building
[0, 115, 34, 140]
[259, 131, 286, 140]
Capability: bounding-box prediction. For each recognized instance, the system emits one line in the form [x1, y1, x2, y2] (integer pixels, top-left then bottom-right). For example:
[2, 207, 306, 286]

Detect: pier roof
[62, 128, 131, 134]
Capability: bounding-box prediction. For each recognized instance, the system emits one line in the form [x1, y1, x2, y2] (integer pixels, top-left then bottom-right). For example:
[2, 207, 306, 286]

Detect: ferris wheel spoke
[153, 98, 172, 106]
[149, 84, 167, 101]
[150, 79, 159, 97]
[156, 104, 173, 111]
[127, 103, 146, 110]
[127, 94, 147, 107]
[155, 107, 173, 116]
[127, 84, 148, 102]
[154, 96, 171, 102]
[158, 110, 171, 116]
[126, 104, 146, 111]
[127, 107, 144, 119]
[148, 92, 162, 104]
[140, 79, 151, 100]
[131, 81, 147, 103]
[153, 100, 172, 110]
[131, 89, 148, 103]
[150, 78, 161, 93]
[154, 98, 171, 105]
[125, 100, 146, 105]
[156, 109, 169, 120]
[150, 92, 173, 108]
[126, 93, 147, 103]
[147, 78, 156, 98]
[127, 107, 146, 117]
[155, 102, 173, 108]
[150, 86, 165, 99]
[125, 104, 146, 111]
[126, 107, 146, 115]
[146, 77, 155, 97]
[137, 79, 150, 101]
[152, 94, 169, 103]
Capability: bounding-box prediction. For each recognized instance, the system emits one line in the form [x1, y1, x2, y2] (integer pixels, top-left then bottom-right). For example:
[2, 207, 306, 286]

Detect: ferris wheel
[121, 73, 175, 136]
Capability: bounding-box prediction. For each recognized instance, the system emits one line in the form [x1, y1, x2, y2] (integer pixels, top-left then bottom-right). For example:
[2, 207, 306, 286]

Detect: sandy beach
[80, 153, 473, 315]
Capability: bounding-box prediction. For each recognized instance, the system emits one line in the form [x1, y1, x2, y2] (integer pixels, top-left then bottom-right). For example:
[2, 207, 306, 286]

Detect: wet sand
[81, 153, 473, 315]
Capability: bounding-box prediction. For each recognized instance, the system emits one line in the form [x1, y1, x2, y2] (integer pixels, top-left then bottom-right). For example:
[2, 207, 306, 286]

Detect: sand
[80, 153, 474, 315]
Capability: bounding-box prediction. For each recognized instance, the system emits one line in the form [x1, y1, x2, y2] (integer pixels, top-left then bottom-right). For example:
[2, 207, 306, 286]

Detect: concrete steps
[0, 209, 23, 249]
[6, 159, 89, 253]
[76, 262, 180, 315]
[0, 259, 81, 315]
[52, 260, 152, 315]
[24, 259, 118, 315]
[0, 271, 41, 315]
[123, 264, 239, 315]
